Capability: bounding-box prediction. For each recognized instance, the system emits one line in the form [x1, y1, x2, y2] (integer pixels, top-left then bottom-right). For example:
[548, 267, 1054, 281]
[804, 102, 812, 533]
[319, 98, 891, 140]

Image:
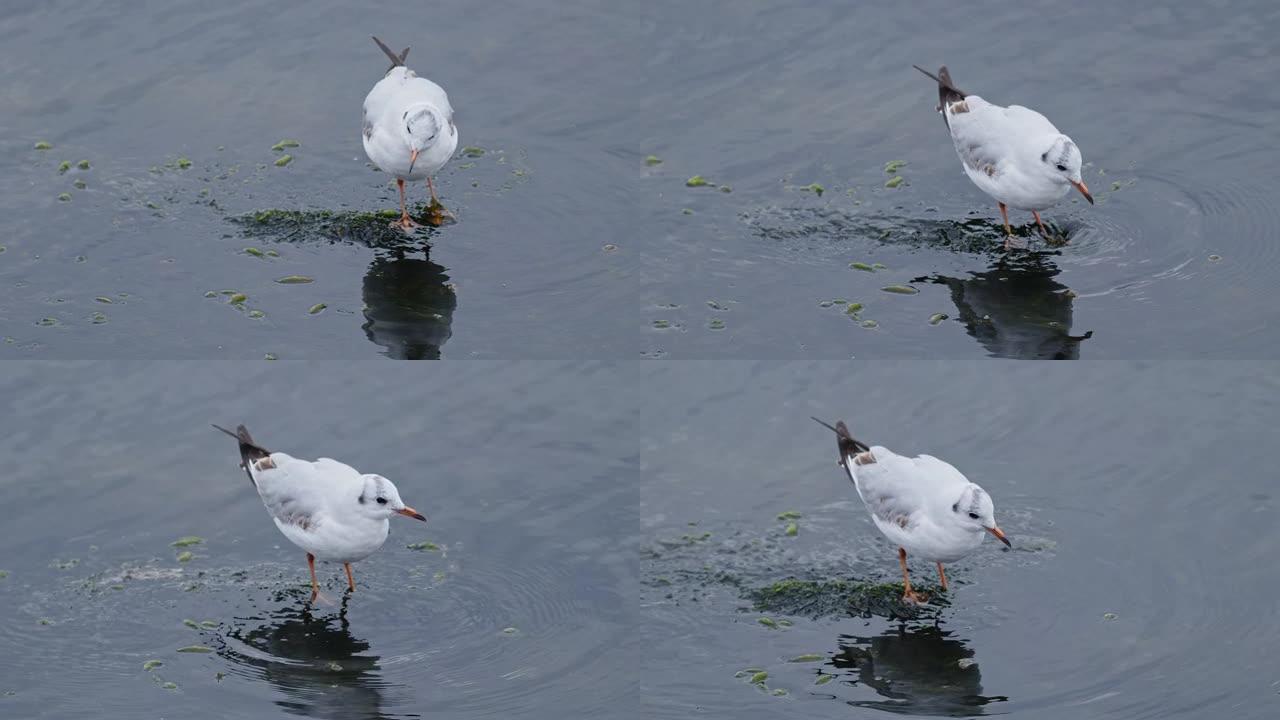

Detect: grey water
[0, 362, 636, 719]
[638, 362, 1280, 718]
[2, 1, 1278, 358]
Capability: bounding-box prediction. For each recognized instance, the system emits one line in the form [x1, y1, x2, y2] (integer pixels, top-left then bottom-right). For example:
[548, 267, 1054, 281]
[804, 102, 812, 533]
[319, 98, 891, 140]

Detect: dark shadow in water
[913, 254, 1093, 359]
[830, 624, 1007, 717]
[219, 593, 406, 720]
[361, 244, 458, 359]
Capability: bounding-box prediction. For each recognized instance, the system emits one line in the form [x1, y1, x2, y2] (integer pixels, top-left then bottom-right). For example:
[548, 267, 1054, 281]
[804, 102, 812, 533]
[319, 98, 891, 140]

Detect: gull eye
[1056, 164, 1067, 172]
[376, 497, 388, 505]
[968, 512, 980, 520]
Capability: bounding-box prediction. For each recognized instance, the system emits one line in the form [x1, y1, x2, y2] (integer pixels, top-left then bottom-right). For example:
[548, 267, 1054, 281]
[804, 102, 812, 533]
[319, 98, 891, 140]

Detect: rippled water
[3, 1, 1278, 357]
[638, 362, 1280, 718]
[0, 363, 635, 719]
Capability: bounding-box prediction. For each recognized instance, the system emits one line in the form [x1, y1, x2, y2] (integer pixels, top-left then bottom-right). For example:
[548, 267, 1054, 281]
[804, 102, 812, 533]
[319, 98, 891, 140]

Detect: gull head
[1041, 135, 1092, 204]
[357, 474, 426, 522]
[401, 103, 444, 174]
[951, 484, 1010, 547]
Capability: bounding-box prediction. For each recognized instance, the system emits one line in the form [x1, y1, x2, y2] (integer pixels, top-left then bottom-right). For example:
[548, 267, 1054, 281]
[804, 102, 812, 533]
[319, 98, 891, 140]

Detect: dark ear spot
[357, 493, 366, 505]
[1041, 151, 1049, 162]
[951, 501, 960, 512]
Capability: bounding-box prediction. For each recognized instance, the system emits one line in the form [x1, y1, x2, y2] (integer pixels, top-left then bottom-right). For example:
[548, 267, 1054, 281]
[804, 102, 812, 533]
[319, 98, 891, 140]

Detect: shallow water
[638, 362, 1280, 718]
[0, 363, 636, 719]
[2, 1, 1278, 358]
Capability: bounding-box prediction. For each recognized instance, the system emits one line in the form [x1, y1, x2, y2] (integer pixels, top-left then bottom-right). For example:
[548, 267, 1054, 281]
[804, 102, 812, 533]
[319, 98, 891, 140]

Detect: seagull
[212, 423, 426, 601]
[363, 36, 459, 230]
[912, 65, 1093, 248]
[811, 417, 1009, 604]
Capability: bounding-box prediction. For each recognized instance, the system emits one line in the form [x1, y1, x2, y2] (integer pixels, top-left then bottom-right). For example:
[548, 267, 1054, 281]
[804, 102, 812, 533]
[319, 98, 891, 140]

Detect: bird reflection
[361, 245, 457, 359]
[219, 594, 398, 720]
[914, 253, 1093, 359]
[830, 624, 1006, 716]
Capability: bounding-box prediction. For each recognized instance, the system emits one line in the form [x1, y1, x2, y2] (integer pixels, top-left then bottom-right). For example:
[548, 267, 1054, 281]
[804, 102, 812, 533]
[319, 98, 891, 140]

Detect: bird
[362, 36, 459, 230]
[811, 417, 1009, 604]
[912, 65, 1093, 248]
[212, 423, 426, 602]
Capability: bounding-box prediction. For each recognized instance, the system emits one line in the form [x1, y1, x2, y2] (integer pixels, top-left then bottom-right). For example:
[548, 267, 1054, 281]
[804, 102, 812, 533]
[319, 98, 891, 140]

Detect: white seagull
[913, 65, 1093, 247]
[363, 36, 459, 230]
[812, 417, 1010, 604]
[213, 423, 426, 601]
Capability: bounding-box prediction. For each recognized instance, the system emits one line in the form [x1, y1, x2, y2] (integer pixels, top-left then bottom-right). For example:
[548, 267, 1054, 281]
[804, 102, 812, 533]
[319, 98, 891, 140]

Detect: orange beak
[408, 148, 419, 175]
[397, 506, 426, 522]
[1072, 179, 1094, 205]
[987, 526, 1011, 547]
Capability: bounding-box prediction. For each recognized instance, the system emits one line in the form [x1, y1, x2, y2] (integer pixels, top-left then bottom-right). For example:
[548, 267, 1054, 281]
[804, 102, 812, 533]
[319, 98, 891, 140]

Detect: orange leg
[393, 178, 420, 230]
[344, 562, 356, 592]
[998, 203, 1013, 249]
[426, 177, 454, 226]
[1032, 210, 1051, 239]
[307, 553, 320, 601]
[898, 547, 929, 604]
[936, 562, 949, 592]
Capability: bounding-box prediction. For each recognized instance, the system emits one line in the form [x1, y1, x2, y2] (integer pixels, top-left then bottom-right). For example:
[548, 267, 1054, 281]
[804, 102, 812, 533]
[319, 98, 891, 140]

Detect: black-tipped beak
[408, 148, 419, 175]
[987, 526, 1011, 547]
[1072, 180, 1094, 205]
[810, 416, 839, 434]
[397, 506, 426, 522]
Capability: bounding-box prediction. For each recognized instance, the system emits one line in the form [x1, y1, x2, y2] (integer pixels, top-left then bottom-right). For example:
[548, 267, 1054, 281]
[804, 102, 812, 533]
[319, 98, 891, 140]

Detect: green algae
[76, 160, 90, 170]
[929, 312, 948, 325]
[884, 175, 905, 189]
[784, 522, 798, 536]
[749, 577, 944, 619]
[176, 157, 192, 169]
[776, 511, 802, 520]
[233, 208, 429, 245]
[171, 536, 203, 547]
[176, 645, 212, 653]
[57, 193, 72, 202]
[845, 303, 863, 315]
[685, 175, 710, 187]
[850, 262, 875, 272]
[271, 139, 300, 151]
[182, 619, 198, 629]
[644, 154, 662, 166]
[243, 247, 265, 258]
[275, 275, 314, 284]
[176, 551, 193, 562]
[274, 154, 293, 167]
[881, 285, 919, 295]
[815, 674, 834, 685]
[789, 654, 824, 663]
[73, 179, 87, 189]
[58, 161, 71, 173]
[801, 183, 825, 197]
[884, 160, 907, 174]
[308, 303, 327, 315]
[461, 146, 485, 157]
[143, 660, 163, 671]
[161, 682, 178, 690]
[757, 617, 779, 629]
[406, 541, 439, 551]
[34, 141, 52, 150]
[750, 671, 768, 684]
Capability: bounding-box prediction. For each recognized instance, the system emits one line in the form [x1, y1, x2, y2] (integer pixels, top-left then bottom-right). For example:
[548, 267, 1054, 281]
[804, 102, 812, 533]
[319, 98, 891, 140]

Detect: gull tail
[372, 36, 411, 73]
[810, 417, 871, 472]
[211, 423, 271, 486]
[912, 64, 966, 127]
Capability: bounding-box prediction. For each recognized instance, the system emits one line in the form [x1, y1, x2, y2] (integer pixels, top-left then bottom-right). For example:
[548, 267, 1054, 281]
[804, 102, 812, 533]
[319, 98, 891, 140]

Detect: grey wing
[251, 453, 327, 529]
[946, 96, 1016, 178]
[851, 450, 928, 528]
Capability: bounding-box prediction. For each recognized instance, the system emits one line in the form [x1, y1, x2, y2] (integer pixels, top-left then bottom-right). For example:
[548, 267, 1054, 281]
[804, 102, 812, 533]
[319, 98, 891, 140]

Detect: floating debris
[652, 319, 671, 329]
[58, 193, 72, 202]
[881, 285, 919, 295]
[162, 682, 178, 690]
[326, 661, 343, 672]
[1103, 612, 1118, 621]
[957, 658, 978, 669]
[884, 175, 905, 189]
[708, 318, 726, 330]
[274, 154, 293, 167]
[772, 688, 787, 696]
[275, 275, 314, 284]
[929, 313, 948, 325]
[1208, 254, 1222, 262]
[73, 179, 87, 189]
[34, 141, 52, 150]
[644, 155, 662, 166]
[264, 353, 278, 361]
[686, 175, 710, 187]
[602, 244, 618, 252]
[789, 654, 824, 663]
[247, 310, 265, 319]
[171, 536, 203, 547]
[861, 319, 879, 329]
